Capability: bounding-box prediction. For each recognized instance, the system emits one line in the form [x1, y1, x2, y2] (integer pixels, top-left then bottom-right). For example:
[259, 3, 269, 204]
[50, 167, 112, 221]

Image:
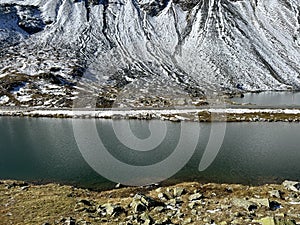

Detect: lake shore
[1, 107, 300, 122]
[1, 180, 300, 225]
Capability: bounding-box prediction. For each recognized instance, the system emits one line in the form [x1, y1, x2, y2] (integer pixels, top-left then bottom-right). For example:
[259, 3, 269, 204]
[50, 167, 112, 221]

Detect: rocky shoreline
[1, 107, 300, 122]
[1, 180, 300, 225]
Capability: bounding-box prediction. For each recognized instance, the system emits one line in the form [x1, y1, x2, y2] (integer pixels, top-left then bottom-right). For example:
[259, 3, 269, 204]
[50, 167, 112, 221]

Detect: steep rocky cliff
[0, 0, 299, 107]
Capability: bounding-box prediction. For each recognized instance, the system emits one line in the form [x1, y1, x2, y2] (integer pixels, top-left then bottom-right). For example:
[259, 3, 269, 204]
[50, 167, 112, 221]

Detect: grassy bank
[1, 180, 300, 225]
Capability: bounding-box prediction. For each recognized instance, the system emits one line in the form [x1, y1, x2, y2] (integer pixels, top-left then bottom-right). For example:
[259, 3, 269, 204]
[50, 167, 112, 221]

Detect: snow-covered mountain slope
[0, 0, 300, 108]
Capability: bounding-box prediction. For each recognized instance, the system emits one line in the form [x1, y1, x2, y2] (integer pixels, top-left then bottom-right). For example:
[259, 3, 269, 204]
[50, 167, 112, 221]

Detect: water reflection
[0, 117, 300, 189]
[232, 91, 300, 106]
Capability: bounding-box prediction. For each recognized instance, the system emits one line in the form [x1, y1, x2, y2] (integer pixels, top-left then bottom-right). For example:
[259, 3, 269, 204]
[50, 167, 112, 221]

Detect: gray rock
[133, 194, 160, 208]
[98, 203, 125, 217]
[130, 199, 147, 213]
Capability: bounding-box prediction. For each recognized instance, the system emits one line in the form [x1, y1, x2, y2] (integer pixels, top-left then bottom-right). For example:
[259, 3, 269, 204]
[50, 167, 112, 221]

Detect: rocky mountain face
[0, 0, 299, 108]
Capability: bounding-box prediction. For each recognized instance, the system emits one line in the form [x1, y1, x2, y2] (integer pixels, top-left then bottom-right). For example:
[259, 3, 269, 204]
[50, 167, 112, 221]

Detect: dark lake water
[1, 117, 300, 190]
[231, 91, 300, 106]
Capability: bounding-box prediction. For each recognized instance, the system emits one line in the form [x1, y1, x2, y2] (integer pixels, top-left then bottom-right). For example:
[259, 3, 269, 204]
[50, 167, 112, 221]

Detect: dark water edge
[1, 117, 300, 190]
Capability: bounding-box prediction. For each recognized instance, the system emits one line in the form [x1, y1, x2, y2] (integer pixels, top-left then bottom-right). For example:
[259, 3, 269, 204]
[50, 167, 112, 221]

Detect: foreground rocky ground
[1, 180, 300, 225]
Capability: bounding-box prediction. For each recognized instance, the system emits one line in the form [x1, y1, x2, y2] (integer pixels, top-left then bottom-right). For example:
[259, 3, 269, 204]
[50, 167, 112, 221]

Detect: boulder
[282, 181, 300, 192]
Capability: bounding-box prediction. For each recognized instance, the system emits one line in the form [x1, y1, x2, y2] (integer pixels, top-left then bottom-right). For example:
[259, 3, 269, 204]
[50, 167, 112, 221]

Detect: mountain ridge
[0, 0, 299, 108]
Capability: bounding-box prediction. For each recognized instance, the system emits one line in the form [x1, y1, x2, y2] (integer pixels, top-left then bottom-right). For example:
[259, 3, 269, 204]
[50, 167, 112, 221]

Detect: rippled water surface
[1, 117, 300, 189]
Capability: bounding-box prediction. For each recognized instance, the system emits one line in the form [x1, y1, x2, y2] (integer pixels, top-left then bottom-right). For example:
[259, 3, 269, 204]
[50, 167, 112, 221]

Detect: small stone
[158, 193, 168, 201]
[134, 194, 160, 207]
[78, 199, 93, 206]
[269, 190, 282, 199]
[98, 203, 125, 217]
[188, 202, 195, 209]
[20, 186, 29, 191]
[173, 187, 185, 197]
[225, 187, 233, 193]
[64, 217, 76, 225]
[115, 183, 123, 188]
[282, 180, 300, 192]
[155, 187, 162, 192]
[188, 193, 202, 201]
[154, 206, 164, 212]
